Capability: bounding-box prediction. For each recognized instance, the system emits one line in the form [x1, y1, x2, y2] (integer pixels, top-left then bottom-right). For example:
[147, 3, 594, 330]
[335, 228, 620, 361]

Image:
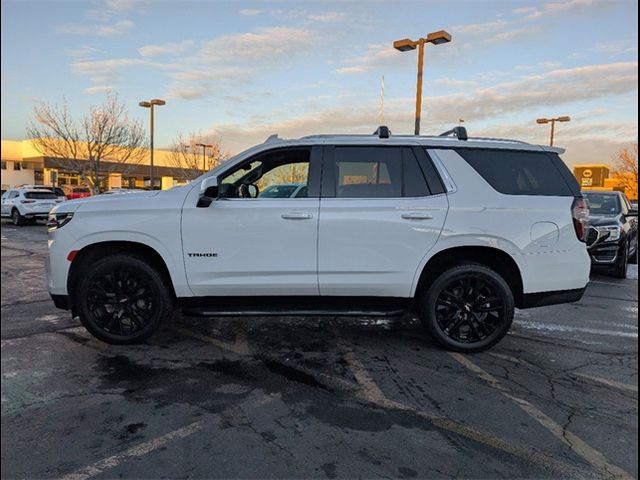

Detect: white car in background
[1, 188, 65, 225]
[258, 183, 308, 198]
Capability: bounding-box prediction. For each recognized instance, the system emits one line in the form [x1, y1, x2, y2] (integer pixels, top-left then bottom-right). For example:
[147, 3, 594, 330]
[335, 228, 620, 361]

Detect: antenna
[379, 75, 385, 125]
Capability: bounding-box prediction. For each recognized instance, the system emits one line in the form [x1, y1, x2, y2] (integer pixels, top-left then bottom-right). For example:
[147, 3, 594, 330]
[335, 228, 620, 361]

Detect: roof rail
[468, 136, 529, 145]
[439, 126, 468, 141]
[373, 125, 390, 138]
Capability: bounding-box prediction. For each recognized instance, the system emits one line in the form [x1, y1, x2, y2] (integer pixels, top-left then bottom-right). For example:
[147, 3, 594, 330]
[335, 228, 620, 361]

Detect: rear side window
[75, 187, 90, 193]
[24, 191, 57, 199]
[456, 149, 574, 196]
[334, 147, 402, 198]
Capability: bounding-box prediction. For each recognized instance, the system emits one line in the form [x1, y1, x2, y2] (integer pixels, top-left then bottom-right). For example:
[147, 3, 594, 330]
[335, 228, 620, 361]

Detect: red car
[61, 186, 92, 200]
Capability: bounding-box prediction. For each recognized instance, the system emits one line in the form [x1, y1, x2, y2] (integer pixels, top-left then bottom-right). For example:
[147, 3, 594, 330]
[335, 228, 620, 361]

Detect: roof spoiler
[439, 126, 468, 141]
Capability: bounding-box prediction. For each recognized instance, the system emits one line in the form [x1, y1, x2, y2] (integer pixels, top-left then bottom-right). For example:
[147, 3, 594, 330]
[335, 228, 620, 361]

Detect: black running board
[178, 296, 412, 318]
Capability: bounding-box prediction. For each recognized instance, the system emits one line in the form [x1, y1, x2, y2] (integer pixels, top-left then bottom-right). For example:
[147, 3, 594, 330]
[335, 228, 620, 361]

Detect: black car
[583, 190, 638, 278]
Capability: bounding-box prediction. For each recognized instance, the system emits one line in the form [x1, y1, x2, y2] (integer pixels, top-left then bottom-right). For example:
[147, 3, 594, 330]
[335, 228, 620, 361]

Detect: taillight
[572, 197, 589, 242]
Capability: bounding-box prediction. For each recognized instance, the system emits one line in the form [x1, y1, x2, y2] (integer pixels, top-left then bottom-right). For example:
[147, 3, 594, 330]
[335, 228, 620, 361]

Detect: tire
[418, 264, 515, 353]
[73, 254, 174, 344]
[629, 241, 638, 265]
[611, 243, 628, 279]
[11, 209, 24, 226]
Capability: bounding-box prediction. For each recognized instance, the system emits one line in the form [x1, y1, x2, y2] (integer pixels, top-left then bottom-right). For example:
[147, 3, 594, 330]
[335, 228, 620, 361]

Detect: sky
[1, 0, 638, 166]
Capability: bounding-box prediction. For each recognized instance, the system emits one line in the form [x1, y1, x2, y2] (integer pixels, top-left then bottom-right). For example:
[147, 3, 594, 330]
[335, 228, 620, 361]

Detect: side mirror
[201, 176, 219, 198]
[627, 209, 638, 217]
[197, 176, 219, 208]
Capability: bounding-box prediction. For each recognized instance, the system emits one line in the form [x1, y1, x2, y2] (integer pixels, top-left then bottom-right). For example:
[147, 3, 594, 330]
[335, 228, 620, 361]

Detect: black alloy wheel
[74, 254, 173, 344]
[420, 265, 514, 352]
[12, 209, 23, 226]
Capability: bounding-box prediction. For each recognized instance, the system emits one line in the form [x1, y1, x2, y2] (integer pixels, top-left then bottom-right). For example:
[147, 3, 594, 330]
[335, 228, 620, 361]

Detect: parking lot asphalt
[1, 220, 637, 480]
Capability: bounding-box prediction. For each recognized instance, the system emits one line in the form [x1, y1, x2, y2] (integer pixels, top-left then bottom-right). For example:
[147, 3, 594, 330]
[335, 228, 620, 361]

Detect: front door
[318, 145, 449, 297]
[181, 147, 322, 296]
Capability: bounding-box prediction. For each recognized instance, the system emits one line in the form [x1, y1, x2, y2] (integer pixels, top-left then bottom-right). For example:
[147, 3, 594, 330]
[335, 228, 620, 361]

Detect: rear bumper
[520, 287, 586, 309]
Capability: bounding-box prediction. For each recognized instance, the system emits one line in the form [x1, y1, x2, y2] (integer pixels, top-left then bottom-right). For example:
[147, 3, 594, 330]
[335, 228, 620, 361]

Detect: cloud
[65, 45, 104, 58]
[335, 43, 404, 75]
[433, 78, 479, 89]
[205, 61, 638, 154]
[138, 40, 195, 57]
[71, 57, 164, 84]
[484, 26, 541, 43]
[518, 0, 605, 20]
[239, 8, 263, 16]
[83, 85, 113, 95]
[307, 12, 346, 22]
[196, 27, 313, 64]
[56, 19, 134, 37]
[452, 19, 509, 35]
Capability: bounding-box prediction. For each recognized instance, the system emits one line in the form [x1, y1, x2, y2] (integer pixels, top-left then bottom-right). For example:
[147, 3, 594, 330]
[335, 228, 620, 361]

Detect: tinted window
[333, 147, 402, 198]
[74, 187, 91, 193]
[403, 148, 430, 197]
[24, 191, 57, 200]
[259, 185, 299, 198]
[456, 149, 574, 196]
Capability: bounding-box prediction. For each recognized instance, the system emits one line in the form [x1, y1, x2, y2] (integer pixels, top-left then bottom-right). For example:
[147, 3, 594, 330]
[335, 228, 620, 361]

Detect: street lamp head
[138, 101, 151, 108]
[150, 99, 166, 106]
[557, 116, 571, 122]
[393, 39, 416, 52]
[426, 30, 452, 45]
[536, 118, 550, 124]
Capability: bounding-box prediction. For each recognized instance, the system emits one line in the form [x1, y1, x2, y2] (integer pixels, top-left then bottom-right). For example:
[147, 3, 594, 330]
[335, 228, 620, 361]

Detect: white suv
[46, 127, 591, 352]
[1, 188, 65, 225]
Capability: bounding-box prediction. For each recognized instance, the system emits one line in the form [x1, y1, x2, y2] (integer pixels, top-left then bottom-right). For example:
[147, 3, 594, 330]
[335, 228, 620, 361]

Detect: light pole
[536, 116, 570, 146]
[393, 30, 452, 135]
[195, 143, 214, 173]
[139, 98, 166, 189]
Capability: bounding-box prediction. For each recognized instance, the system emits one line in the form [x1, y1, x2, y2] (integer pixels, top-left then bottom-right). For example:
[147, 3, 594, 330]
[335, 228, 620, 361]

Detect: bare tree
[27, 94, 147, 192]
[167, 132, 229, 182]
[611, 143, 638, 193]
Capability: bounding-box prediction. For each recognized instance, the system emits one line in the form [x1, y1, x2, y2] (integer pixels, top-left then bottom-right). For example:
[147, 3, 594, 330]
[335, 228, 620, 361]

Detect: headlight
[596, 225, 621, 242]
[47, 211, 74, 230]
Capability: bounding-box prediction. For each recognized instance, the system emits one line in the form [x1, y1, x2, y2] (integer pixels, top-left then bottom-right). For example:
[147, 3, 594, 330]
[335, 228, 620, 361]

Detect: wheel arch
[414, 246, 525, 308]
[67, 241, 177, 303]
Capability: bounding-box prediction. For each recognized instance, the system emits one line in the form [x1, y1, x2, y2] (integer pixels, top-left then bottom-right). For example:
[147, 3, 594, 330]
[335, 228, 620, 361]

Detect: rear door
[318, 145, 448, 297]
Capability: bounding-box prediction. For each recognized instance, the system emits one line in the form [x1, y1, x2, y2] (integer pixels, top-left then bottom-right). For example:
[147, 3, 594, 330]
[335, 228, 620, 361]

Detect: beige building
[1, 139, 197, 192]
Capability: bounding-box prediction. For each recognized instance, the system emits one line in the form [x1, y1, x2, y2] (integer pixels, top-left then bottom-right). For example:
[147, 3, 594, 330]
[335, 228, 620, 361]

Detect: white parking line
[61, 421, 205, 480]
[449, 352, 632, 480]
[175, 326, 249, 355]
[339, 342, 588, 478]
[514, 319, 638, 339]
[574, 373, 638, 393]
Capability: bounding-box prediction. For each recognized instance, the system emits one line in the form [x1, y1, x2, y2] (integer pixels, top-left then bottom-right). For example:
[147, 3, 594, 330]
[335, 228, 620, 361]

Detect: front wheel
[612, 243, 628, 279]
[418, 265, 515, 353]
[73, 254, 174, 344]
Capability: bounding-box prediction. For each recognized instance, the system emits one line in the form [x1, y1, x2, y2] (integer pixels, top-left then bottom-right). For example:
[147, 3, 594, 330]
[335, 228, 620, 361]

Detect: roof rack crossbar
[439, 126, 468, 141]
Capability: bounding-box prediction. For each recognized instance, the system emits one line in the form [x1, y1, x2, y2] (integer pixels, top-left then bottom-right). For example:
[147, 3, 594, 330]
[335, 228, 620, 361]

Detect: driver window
[219, 149, 310, 199]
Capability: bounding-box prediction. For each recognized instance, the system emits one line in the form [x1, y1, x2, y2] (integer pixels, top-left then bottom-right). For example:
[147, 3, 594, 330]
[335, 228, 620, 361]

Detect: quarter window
[456, 149, 574, 196]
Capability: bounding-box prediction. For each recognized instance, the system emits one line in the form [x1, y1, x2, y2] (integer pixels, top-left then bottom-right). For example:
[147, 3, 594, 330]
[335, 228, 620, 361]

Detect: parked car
[46, 126, 591, 352]
[61, 185, 92, 200]
[1, 188, 65, 225]
[583, 190, 638, 278]
[18, 185, 67, 201]
[259, 183, 308, 198]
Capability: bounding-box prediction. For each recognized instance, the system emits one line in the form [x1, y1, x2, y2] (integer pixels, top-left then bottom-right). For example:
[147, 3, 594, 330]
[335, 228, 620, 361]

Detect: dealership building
[1, 139, 198, 192]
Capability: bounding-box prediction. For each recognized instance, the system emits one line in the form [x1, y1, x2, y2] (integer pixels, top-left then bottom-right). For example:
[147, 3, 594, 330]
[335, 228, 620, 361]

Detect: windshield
[584, 193, 621, 215]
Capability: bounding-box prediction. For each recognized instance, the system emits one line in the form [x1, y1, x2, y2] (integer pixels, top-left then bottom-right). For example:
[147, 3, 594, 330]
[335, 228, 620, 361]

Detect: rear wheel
[73, 254, 174, 344]
[419, 264, 515, 353]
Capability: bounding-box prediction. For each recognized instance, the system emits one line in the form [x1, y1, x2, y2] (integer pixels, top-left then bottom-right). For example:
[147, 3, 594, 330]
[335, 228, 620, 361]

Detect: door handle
[401, 212, 433, 220]
[281, 212, 313, 220]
